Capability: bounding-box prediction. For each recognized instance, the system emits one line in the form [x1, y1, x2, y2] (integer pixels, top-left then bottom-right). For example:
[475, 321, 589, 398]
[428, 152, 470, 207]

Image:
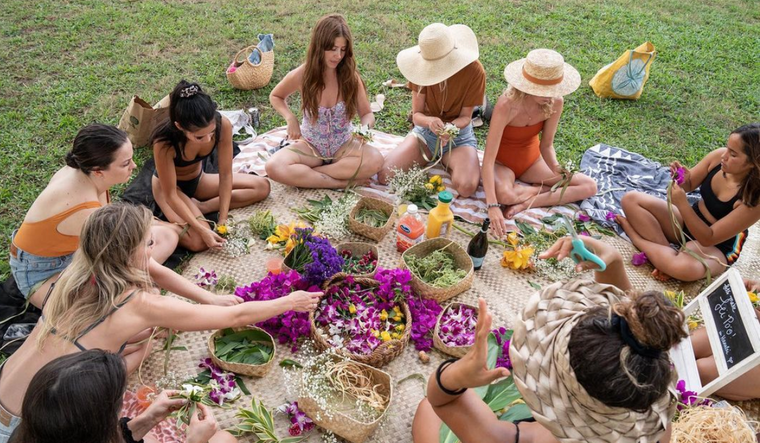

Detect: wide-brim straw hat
[397, 23, 479, 86]
[504, 48, 581, 97]
[509, 279, 676, 442]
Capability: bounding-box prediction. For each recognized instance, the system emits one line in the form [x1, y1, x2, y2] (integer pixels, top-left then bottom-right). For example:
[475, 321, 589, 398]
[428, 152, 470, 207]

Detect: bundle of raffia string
[326, 360, 389, 413]
[671, 405, 758, 442]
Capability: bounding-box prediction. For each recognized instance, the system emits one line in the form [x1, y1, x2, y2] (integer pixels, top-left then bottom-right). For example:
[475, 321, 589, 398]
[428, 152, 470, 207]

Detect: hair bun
[65, 151, 80, 169]
[614, 291, 687, 351]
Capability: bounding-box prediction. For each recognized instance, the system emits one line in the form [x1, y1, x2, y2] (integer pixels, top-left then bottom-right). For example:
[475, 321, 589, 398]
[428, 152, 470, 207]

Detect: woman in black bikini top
[618, 123, 760, 282]
[150, 80, 271, 252]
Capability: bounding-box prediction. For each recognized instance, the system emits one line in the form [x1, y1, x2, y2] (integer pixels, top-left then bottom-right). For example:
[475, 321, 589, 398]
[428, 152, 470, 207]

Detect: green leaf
[439, 423, 461, 443]
[279, 358, 303, 368]
[486, 332, 499, 370]
[482, 377, 522, 412]
[515, 221, 536, 237]
[528, 281, 542, 290]
[498, 403, 533, 422]
[235, 376, 251, 396]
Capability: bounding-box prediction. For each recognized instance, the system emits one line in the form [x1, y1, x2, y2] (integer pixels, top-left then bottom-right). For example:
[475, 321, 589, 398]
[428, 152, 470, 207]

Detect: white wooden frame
[669, 268, 760, 397]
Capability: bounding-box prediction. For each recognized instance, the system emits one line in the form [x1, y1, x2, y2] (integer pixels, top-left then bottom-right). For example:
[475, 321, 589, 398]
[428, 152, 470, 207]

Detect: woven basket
[297, 357, 392, 443]
[401, 237, 474, 303]
[310, 276, 411, 368]
[324, 242, 379, 285]
[433, 302, 478, 358]
[207, 326, 275, 377]
[226, 45, 274, 90]
[348, 197, 396, 242]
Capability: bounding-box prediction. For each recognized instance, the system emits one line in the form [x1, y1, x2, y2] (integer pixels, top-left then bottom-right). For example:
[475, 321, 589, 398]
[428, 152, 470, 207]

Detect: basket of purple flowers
[433, 302, 478, 357]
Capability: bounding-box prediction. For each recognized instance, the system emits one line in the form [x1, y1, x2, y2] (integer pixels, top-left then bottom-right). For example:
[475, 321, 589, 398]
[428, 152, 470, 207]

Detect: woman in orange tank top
[9, 124, 241, 309]
[482, 49, 598, 238]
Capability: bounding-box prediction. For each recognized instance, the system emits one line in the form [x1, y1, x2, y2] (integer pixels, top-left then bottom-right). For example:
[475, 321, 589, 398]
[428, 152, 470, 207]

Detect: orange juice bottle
[396, 204, 425, 252]
[426, 191, 454, 239]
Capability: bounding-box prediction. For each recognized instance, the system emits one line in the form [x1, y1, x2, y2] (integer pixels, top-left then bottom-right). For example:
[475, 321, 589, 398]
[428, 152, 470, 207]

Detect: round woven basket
[297, 357, 392, 443]
[207, 326, 275, 377]
[310, 276, 411, 368]
[433, 302, 478, 358]
[324, 242, 379, 285]
[226, 46, 274, 90]
[401, 237, 474, 303]
[348, 197, 396, 242]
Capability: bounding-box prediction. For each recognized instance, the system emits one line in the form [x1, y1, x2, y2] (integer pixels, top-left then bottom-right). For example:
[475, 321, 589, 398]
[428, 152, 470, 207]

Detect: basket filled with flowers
[433, 302, 478, 358]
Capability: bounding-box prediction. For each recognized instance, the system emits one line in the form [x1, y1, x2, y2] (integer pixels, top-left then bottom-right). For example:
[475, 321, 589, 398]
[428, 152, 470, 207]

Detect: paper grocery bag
[117, 95, 170, 147]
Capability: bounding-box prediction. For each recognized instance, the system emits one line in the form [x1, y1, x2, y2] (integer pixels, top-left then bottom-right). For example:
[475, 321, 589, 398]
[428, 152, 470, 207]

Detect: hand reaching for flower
[186, 403, 220, 443]
[669, 181, 689, 208]
[539, 236, 619, 272]
[210, 294, 244, 306]
[141, 390, 185, 423]
[744, 278, 760, 294]
[670, 161, 691, 188]
[286, 290, 323, 313]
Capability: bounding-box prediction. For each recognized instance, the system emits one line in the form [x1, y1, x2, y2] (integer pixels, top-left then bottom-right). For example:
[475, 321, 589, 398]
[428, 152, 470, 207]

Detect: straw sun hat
[509, 280, 675, 442]
[396, 23, 479, 86]
[504, 48, 581, 97]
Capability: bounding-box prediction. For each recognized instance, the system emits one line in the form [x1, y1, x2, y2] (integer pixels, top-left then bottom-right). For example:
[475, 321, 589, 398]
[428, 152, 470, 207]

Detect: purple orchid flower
[631, 252, 648, 267]
[673, 167, 686, 185]
[577, 213, 591, 222]
[605, 211, 617, 221]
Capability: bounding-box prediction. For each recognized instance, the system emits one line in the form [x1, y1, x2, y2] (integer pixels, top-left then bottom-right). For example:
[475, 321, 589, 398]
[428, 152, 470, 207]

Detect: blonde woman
[482, 49, 597, 237]
[0, 204, 322, 439]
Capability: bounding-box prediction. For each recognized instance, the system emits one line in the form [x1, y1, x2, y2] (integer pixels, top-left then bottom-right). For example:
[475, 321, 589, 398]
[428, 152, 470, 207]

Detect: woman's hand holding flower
[286, 290, 323, 313]
[186, 403, 220, 443]
[670, 181, 689, 208]
[539, 236, 620, 273]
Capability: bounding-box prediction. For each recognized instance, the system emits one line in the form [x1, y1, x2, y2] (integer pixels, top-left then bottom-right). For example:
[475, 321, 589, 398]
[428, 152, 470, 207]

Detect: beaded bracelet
[119, 417, 144, 443]
[436, 358, 467, 396]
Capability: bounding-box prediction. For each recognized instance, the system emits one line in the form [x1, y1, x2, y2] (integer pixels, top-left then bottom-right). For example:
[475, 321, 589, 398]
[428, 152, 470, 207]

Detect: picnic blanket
[579, 144, 700, 236]
[125, 180, 760, 442]
[232, 127, 580, 229]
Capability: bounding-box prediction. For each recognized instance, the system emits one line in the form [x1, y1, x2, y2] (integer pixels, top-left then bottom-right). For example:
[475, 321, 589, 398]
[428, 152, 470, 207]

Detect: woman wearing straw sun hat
[412, 235, 685, 443]
[482, 49, 598, 238]
[378, 23, 486, 198]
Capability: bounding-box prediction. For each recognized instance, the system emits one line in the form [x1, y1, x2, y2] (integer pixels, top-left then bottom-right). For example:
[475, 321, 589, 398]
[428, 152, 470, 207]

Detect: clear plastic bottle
[426, 191, 454, 239]
[396, 204, 425, 252]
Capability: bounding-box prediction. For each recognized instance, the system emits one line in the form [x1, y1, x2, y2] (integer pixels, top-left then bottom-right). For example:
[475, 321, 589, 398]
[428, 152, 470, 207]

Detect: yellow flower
[284, 238, 296, 255]
[430, 175, 442, 185]
[748, 292, 758, 303]
[424, 183, 434, 191]
[393, 306, 401, 313]
[371, 329, 380, 338]
[501, 246, 535, 270]
[506, 232, 519, 247]
[436, 186, 446, 192]
[379, 309, 388, 321]
[393, 315, 402, 322]
[349, 304, 357, 314]
[688, 320, 700, 331]
[391, 332, 400, 339]
[380, 331, 392, 342]
[395, 324, 405, 332]
[216, 225, 228, 235]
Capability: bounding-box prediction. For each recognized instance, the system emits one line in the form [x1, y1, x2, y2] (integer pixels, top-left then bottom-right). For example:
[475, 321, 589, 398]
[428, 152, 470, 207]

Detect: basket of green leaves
[348, 197, 396, 242]
[401, 238, 473, 302]
[208, 326, 276, 377]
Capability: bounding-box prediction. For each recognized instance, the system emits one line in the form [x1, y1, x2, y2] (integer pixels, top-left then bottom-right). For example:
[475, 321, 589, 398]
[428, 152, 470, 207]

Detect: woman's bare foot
[652, 268, 673, 281]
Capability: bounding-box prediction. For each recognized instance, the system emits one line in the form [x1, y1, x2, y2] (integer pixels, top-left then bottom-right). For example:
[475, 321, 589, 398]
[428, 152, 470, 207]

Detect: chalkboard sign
[706, 280, 754, 369]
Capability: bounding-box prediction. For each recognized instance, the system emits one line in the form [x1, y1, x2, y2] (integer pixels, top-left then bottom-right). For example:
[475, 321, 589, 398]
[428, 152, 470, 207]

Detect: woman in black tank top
[617, 123, 760, 282]
[150, 80, 270, 252]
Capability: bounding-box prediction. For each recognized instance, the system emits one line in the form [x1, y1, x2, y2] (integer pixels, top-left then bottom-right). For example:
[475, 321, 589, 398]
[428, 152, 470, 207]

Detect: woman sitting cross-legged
[413, 235, 686, 443]
[8, 350, 235, 443]
[617, 123, 760, 281]
[152, 80, 271, 252]
[378, 23, 485, 198]
[266, 13, 382, 189]
[482, 49, 597, 237]
[0, 204, 322, 440]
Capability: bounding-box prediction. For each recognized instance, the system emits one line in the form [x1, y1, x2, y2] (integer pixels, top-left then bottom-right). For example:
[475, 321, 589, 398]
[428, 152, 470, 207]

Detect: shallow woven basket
[325, 242, 379, 284]
[207, 326, 275, 377]
[401, 237, 474, 303]
[348, 197, 396, 242]
[297, 358, 392, 443]
[433, 302, 478, 358]
[310, 276, 411, 368]
[226, 45, 274, 90]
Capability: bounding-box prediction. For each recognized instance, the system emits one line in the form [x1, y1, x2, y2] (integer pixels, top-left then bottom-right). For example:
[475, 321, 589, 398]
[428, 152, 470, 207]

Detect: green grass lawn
[0, 0, 758, 279]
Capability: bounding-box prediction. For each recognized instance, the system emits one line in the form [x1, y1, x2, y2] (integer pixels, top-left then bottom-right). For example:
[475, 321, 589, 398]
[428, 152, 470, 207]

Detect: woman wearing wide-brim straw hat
[378, 23, 486, 199]
[412, 235, 687, 443]
[482, 48, 598, 239]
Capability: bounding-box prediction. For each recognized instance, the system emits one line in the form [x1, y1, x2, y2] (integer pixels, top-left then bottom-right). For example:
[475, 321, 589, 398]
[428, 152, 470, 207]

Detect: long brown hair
[732, 123, 760, 207]
[301, 14, 361, 122]
[37, 204, 154, 348]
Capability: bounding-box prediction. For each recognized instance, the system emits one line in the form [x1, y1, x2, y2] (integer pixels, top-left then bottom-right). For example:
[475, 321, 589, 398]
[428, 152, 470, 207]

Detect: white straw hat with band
[509, 279, 676, 442]
[396, 23, 479, 86]
[504, 48, 581, 97]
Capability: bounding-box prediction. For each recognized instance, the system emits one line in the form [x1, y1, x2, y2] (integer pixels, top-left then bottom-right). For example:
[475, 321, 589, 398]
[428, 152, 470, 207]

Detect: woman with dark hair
[266, 13, 382, 189]
[151, 80, 270, 252]
[618, 123, 760, 281]
[0, 204, 322, 439]
[412, 236, 684, 443]
[7, 350, 234, 443]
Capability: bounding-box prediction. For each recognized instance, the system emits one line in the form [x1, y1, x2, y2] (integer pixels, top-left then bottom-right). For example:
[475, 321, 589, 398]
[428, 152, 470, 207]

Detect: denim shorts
[0, 364, 21, 442]
[411, 123, 477, 161]
[9, 232, 72, 299]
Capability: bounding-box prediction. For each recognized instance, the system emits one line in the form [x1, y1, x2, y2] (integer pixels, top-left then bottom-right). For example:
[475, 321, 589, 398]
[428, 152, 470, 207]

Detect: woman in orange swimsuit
[482, 49, 597, 237]
[9, 124, 241, 308]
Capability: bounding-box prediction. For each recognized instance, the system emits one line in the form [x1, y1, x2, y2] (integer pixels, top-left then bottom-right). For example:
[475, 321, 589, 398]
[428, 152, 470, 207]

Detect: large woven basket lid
[509, 279, 676, 442]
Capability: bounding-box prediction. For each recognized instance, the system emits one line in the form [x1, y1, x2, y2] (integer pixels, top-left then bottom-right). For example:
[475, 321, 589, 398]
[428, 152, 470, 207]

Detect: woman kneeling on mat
[617, 123, 760, 282]
[152, 80, 271, 252]
[482, 49, 596, 238]
[266, 14, 382, 189]
[0, 204, 322, 440]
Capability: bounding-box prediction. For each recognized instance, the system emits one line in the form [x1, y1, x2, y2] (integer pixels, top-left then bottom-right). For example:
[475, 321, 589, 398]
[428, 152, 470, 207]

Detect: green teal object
[560, 215, 606, 271]
[438, 190, 453, 204]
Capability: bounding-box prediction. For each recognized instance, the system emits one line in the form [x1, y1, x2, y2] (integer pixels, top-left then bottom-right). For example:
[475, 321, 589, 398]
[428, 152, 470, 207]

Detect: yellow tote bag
[589, 42, 656, 100]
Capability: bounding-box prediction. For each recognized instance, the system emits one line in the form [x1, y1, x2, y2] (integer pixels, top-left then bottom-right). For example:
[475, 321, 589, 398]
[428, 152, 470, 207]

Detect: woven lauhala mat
[127, 183, 760, 442]
[232, 127, 579, 228]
